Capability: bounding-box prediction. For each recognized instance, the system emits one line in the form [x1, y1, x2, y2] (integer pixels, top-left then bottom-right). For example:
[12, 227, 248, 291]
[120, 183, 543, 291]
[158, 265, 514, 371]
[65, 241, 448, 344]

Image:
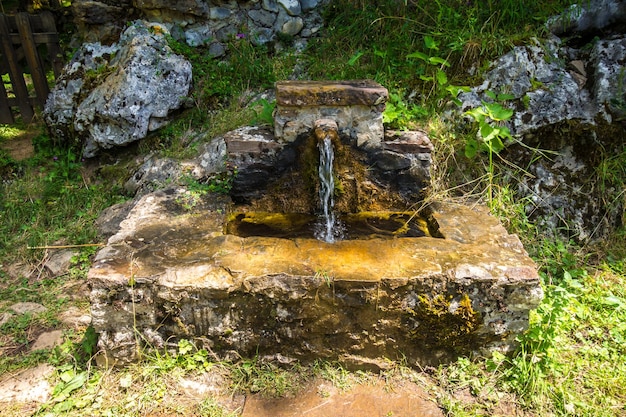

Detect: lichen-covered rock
[44, 21, 192, 158]
[72, 0, 135, 44]
[589, 37, 626, 122]
[458, 39, 597, 136]
[124, 138, 228, 196]
[455, 4, 626, 242]
[44, 42, 120, 140]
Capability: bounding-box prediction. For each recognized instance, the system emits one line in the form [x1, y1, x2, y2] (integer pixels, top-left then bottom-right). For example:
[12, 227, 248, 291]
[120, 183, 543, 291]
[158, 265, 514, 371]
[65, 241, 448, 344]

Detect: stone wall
[72, 0, 330, 50]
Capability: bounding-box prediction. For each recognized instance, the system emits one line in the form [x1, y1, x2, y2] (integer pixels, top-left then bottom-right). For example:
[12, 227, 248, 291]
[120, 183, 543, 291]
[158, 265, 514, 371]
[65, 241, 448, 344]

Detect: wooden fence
[0, 11, 62, 124]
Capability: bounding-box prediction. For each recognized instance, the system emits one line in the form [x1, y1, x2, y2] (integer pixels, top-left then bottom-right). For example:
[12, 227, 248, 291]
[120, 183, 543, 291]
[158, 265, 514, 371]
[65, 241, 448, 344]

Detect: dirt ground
[241, 378, 444, 417]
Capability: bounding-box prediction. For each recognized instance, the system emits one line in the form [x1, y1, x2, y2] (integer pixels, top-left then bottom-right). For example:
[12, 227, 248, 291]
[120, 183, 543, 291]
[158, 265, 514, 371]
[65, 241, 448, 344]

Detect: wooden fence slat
[0, 76, 14, 124]
[0, 11, 61, 124]
[39, 11, 62, 79]
[16, 12, 49, 110]
[0, 13, 34, 122]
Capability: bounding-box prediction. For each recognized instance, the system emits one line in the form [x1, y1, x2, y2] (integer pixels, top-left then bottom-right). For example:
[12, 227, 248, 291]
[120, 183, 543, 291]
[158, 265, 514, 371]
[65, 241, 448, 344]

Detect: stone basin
[225, 211, 437, 239]
[89, 187, 543, 368]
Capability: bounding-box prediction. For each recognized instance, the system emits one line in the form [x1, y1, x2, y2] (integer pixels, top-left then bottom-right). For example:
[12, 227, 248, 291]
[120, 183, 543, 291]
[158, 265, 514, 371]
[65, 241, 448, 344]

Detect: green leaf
[497, 93, 516, 101]
[428, 56, 450, 67]
[489, 137, 505, 153]
[483, 102, 514, 121]
[383, 102, 400, 124]
[424, 35, 438, 50]
[498, 125, 513, 140]
[53, 371, 88, 403]
[480, 122, 496, 142]
[446, 84, 470, 98]
[419, 75, 434, 82]
[603, 295, 625, 308]
[464, 107, 487, 122]
[406, 51, 429, 62]
[465, 139, 479, 158]
[347, 50, 364, 66]
[485, 90, 497, 100]
[436, 69, 448, 86]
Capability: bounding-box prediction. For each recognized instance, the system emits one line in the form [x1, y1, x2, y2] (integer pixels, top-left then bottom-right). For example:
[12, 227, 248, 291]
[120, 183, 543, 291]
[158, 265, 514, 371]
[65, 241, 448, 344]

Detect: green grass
[435, 236, 626, 416]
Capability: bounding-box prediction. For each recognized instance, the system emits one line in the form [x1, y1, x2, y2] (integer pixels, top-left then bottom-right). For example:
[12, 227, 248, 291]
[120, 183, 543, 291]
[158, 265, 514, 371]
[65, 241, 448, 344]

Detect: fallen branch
[27, 243, 104, 250]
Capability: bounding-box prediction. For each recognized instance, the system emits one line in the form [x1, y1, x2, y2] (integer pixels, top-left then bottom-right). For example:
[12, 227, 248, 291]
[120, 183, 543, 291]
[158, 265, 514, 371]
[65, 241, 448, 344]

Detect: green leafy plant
[462, 91, 515, 204]
[463, 92, 515, 159]
[174, 339, 213, 372]
[406, 35, 470, 105]
[231, 357, 302, 397]
[251, 98, 276, 127]
[382, 91, 428, 129]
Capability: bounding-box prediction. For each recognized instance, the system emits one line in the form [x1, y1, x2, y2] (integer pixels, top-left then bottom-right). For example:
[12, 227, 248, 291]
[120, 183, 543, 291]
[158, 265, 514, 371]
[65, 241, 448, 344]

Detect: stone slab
[89, 188, 543, 367]
[275, 80, 388, 107]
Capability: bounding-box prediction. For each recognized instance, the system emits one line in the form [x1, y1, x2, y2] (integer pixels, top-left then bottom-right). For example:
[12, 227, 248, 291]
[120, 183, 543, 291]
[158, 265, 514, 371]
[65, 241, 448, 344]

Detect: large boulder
[44, 21, 192, 158]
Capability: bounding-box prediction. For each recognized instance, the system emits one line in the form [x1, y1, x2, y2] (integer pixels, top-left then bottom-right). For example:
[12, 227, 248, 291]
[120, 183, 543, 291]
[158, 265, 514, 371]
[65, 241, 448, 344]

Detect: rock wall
[72, 0, 330, 49]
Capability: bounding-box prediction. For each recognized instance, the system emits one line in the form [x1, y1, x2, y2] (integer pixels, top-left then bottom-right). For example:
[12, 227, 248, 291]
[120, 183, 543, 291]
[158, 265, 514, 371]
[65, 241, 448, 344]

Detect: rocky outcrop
[44, 21, 192, 158]
[546, 0, 626, 37]
[457, 0, 626, 241]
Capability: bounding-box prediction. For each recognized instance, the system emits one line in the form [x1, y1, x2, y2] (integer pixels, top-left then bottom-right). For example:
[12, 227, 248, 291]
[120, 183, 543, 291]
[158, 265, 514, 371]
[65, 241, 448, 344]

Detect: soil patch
[0, 133, 36, 161]
[241, 377, 444, 417]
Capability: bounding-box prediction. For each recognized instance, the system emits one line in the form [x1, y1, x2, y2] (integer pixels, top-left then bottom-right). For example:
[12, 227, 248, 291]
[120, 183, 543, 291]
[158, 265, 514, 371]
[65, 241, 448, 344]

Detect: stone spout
[313, 118, 339, 143]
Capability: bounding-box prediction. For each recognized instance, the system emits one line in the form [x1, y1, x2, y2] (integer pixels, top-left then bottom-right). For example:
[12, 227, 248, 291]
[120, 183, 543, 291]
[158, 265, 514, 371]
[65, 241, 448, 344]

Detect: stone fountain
[89, 80, 543, 368]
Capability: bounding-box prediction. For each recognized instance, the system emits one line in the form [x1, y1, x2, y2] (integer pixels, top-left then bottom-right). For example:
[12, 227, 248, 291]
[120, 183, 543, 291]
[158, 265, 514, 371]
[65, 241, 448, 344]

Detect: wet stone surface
[89, 188, 542, 367]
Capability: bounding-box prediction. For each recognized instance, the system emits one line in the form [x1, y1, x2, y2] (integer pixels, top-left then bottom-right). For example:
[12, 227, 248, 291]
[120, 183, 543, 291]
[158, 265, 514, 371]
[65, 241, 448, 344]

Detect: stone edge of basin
[275, 79, 389, 107]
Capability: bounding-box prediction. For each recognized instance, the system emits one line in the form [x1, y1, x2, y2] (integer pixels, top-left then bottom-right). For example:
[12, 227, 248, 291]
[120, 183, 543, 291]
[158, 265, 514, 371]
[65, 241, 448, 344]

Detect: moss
[406, 293, 481, 351]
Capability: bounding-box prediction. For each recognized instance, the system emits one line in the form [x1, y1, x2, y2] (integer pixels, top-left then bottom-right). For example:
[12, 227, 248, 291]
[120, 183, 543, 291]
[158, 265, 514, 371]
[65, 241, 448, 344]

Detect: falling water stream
[316, 134, 341, 243]
[225, 120, 435, 241]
